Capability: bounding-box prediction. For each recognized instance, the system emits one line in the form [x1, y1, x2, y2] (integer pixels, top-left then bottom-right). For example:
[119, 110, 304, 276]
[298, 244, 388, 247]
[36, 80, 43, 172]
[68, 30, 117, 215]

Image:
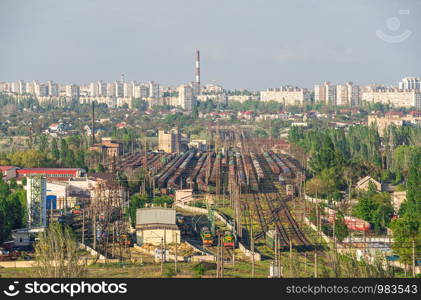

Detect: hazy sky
[1, 0, 420, 89]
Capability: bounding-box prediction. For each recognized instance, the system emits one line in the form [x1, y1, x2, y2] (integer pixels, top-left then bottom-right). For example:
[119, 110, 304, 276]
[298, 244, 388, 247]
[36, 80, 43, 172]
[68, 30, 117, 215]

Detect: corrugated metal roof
[136, 208, 176, 225]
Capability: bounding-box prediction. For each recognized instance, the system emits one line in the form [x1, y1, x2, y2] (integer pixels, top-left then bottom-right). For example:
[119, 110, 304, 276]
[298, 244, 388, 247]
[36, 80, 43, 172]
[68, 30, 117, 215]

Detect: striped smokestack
[195, 50, 200, 86]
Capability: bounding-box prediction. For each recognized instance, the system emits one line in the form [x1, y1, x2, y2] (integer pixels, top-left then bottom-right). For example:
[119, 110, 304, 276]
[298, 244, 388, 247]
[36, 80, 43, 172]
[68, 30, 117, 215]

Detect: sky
[0, 0, 420, 90]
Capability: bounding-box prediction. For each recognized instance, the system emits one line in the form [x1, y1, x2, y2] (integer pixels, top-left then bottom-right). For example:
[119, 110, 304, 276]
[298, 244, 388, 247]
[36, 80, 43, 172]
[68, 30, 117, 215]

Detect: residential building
[177, 84, 195, 110]
[134, 83, 149, 99]
[48, 80, 59, 97]
[227, 95, 259, 103]
[368, 113, 421, 136]
[34, 82, 49, 97]
[65, 84, 80, 98]
[361, 89, 421, 109]
[399, 77, 421, 91]
[314, 82, 336, 105]
[355, 176, 382, 192]
[336, 82, 360, 106]
[260, 86, 309, 105]
[148, 81, 160, 98]
[106, 83, 116, 97]
[89, 82, 99, 97]
[114, 81, 123, 97]
[123, 82, 134, 98]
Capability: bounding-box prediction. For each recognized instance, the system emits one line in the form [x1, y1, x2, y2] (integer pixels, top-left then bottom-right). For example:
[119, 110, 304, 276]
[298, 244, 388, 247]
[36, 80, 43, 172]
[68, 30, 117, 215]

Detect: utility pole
[289, 239, 293, 276]
[160, 237, 164, 275]
[82, 208, 85, 245]
[175, 233, 178, 273]
[250, 208, 255, 278]
[314, 251, 318, 278]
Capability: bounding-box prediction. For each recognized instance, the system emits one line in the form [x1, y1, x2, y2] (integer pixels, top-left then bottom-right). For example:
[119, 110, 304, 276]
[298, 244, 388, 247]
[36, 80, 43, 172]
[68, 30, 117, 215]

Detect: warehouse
[136, 207, 181, 246]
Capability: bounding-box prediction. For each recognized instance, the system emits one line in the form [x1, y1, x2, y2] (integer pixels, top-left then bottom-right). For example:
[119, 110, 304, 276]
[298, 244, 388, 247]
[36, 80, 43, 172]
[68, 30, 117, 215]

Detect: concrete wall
[136, 228, 180, 246]
[133, 244, 186, 262]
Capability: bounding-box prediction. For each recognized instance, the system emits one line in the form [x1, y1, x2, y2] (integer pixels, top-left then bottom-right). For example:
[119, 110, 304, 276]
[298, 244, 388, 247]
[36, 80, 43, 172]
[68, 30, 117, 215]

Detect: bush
[163, 266, 177, 278]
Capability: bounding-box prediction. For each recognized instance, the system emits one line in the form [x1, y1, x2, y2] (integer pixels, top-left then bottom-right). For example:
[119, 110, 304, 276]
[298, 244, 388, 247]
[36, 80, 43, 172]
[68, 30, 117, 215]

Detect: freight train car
[250, 152, 264, 182]
[263, 152, 280, 175]
[325, 208, 371, 232]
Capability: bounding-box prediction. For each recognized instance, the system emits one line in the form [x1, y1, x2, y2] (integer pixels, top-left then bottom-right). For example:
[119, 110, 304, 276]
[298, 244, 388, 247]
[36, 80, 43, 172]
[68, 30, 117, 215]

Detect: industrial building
[158, 128, 181, 153]
[135, 207, 181, 246]
[16, 168, 86, 179]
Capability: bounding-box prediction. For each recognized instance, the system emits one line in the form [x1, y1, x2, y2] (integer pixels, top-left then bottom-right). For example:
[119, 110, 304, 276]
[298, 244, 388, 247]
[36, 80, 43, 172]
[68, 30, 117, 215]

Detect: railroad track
[251, 193, 268, 236]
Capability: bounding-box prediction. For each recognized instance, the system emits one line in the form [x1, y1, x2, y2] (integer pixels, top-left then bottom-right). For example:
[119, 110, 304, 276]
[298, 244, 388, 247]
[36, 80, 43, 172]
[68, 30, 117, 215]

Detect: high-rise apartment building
[89, 82, 99, 97]
[123, 82, 134, 98]
[148, 81, 160, 98]
[115, 81, 123, 97]
[134, 83, 149, 99]
[65, 84, 80, 98]
[48, 80, 59, 97]
[106, 83, 116, 97]
[399, 77, 421, 91]
[314, 82, 337, 105]
[336, 82, 360, 106]
[177, 84, 194, 110]
[34, 82, 48, 97]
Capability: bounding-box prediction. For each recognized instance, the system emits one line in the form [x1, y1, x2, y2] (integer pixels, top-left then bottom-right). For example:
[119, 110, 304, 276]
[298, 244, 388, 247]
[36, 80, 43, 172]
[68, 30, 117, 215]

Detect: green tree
[51, 138, 60, 161]
[34, 223, 87, 278]
[334, 212, 349, 242]
[392, 153, 421, 268]
[128, 193, 150, 226]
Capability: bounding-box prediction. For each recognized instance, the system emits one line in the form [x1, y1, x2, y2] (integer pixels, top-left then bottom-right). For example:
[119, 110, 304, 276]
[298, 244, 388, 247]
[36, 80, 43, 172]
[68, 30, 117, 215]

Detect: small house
[355, 176, 382, 192]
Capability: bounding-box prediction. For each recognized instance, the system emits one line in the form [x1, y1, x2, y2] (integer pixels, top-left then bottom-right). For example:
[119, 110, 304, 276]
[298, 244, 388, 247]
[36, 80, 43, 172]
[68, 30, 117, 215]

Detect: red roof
[16, 168, 82, 176]
[0, 166, 17, 172]
[116, 122, 126, 128]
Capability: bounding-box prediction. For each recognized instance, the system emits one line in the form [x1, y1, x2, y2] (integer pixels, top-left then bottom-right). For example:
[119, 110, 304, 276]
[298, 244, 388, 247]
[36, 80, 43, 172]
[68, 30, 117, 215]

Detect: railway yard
[108, 126, 323, 272]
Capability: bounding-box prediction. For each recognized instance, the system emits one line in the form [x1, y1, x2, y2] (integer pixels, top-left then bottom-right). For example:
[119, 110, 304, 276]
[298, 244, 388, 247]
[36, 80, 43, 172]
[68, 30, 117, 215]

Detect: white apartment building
[196, 94, 228, 105]
[336, 82, 360, 106]
[362, 89, 421, 109]
[148, 81, 160, 98]
[399, 77, 421, 91]
[106, 83, 116, 97]
[123, 82, 134, 98]
[134, 83, 149, 99]
[48, 80, 59, 97]
[11, 80, 26, 94]
[260, 86, 309, 105]
[89, 82, 99, 97]
[35, 82, 49, 97]
[0, 82, 9, 92]
[65, 84, 80, 98]
[201, 83, 224, 94]
[227, 95, 259, 103]
[115, 81, 123, 97]
[177, 84, 194, 110]
[314, 82, 336, 105]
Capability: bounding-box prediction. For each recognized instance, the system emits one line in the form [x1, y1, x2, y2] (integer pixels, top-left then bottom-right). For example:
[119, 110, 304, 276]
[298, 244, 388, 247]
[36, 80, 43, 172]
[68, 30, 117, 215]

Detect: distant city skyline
[1, 0, 420, 89]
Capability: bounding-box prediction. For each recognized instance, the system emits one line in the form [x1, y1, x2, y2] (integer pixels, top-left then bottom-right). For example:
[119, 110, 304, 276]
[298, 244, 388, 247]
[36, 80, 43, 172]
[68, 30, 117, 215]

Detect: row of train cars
[113, 149, 303, 194]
